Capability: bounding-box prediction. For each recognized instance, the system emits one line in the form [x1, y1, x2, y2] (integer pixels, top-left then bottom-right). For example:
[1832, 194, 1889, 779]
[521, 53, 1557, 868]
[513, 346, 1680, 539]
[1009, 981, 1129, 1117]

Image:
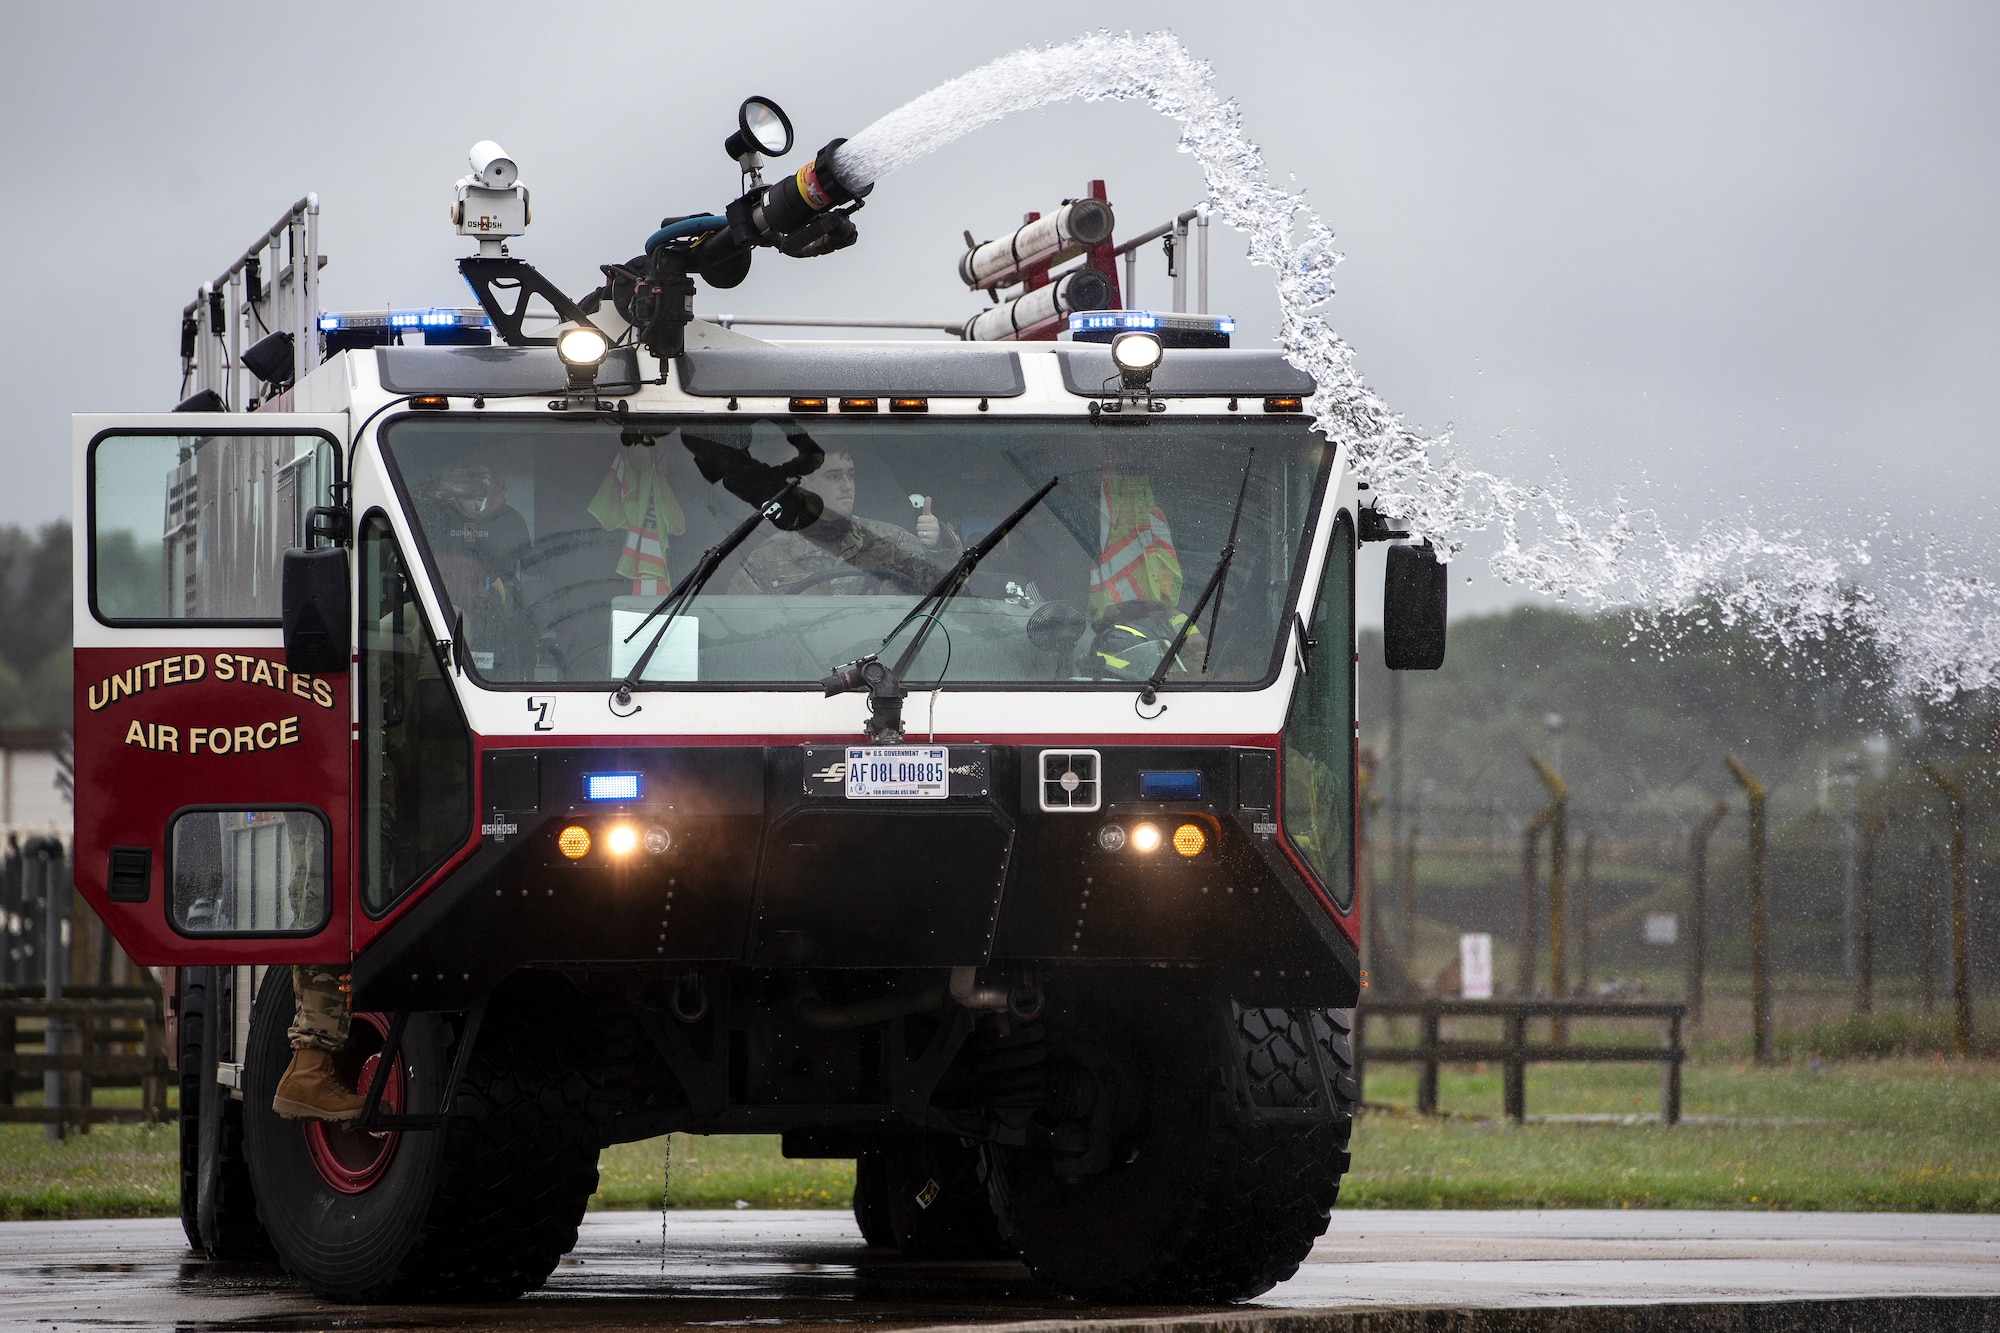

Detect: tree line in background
[1358, 600, 2000, 1029]
[0, 523, 71, 728]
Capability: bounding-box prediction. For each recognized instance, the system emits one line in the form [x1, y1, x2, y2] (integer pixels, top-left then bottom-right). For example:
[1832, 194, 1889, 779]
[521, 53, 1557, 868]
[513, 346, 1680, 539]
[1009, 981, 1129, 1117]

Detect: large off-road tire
[183, 966, 274, 1262]
[241, 967, 607, 1302]
[852, 1149, 895, 1247]
[884, 1134, 1013, 1259]
[982, 985, 1353, 1303]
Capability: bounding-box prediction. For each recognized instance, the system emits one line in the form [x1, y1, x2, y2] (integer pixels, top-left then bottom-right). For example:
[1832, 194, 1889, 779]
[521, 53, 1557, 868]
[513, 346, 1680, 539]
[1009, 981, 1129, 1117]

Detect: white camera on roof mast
[452, 139, 530, 255]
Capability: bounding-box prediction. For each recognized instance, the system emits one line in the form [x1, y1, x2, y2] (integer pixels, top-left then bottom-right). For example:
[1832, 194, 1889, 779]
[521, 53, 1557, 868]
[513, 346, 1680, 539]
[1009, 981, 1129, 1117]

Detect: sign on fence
[1459, 933, 1493, 999]
[1645, 911, 1680, 946]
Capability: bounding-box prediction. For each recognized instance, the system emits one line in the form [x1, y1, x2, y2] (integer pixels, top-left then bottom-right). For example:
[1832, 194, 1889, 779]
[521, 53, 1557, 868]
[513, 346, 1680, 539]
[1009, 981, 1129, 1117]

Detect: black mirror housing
[282, 547, 350, 677]
[1383, 541, 1447, 670]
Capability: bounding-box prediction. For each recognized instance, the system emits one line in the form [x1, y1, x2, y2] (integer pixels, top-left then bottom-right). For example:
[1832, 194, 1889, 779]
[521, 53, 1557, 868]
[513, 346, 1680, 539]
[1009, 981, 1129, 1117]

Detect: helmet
[1089, 602, 1204, 680]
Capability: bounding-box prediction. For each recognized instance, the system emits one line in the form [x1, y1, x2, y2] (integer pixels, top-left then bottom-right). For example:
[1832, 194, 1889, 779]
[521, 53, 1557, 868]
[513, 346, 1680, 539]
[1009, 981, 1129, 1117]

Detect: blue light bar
[583, 773, 642, 801]
[318, 307, 491, 332]
[1067, 310, 1236, 348]
[1070, 310, 1159, 332]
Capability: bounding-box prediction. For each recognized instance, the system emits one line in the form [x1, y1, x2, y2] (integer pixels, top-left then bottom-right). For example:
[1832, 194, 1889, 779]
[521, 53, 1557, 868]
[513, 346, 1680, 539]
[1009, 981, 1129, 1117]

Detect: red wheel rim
[304, 1012, 404, 1194]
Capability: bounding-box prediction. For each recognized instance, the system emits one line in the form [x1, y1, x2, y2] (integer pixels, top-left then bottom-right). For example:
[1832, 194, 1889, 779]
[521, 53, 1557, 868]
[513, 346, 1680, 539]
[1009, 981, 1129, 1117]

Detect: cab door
[73, 414, 352, 965]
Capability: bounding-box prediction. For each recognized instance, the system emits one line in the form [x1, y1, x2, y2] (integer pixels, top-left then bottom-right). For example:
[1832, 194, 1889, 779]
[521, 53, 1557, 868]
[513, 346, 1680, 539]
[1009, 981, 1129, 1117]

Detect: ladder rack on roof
[178, 195, 323, 411]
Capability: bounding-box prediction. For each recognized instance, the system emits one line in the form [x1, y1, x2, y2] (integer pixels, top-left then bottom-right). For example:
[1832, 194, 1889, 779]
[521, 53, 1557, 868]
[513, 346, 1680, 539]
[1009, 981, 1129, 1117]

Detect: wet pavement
[2, 1209, 1997, 1332]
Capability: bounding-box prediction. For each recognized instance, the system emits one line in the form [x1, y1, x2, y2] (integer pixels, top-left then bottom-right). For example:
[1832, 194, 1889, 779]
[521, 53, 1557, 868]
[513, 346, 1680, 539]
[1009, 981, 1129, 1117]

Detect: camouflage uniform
[283, 814, 349, 1053]
[729, 514, 959, 596]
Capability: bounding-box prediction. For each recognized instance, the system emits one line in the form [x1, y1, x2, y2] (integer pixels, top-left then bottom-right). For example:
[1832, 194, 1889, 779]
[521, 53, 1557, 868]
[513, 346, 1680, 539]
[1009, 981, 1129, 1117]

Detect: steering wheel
[778, 564, 931, 595]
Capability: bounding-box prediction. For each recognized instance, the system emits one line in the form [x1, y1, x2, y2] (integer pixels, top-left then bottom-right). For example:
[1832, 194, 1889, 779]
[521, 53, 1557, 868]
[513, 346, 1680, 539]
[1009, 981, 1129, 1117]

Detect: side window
[168, 808, 329, 936]
[90, 432, 337, 622]
[1282, 510, 1355, 910]
[359, 512, 472, 915]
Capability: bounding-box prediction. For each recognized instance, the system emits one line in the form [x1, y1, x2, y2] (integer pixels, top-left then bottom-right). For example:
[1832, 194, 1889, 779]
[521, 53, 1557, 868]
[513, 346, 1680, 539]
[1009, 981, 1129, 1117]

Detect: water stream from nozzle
[833, 30, 2000, 700]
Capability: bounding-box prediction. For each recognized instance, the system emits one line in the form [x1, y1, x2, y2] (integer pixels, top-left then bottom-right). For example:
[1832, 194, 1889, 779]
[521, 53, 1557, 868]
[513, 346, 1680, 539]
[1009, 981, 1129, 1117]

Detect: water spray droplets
[840, 30, 1993, 700]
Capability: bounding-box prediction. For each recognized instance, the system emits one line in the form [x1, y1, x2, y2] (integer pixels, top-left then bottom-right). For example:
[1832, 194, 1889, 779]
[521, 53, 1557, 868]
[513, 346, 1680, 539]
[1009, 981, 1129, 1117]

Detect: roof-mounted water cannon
[452, 140, 530, 257]
[454, 98, 875, 363]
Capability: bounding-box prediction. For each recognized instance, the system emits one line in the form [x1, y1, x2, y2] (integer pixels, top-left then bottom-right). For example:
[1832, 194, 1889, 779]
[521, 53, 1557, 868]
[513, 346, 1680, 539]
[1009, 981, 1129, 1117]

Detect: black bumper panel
[352, 743, 1356, 1010]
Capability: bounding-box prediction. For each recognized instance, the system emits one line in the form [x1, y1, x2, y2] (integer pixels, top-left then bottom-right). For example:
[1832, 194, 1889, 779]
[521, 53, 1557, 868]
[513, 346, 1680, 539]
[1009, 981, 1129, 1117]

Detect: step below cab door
[73, 414, 351, 965]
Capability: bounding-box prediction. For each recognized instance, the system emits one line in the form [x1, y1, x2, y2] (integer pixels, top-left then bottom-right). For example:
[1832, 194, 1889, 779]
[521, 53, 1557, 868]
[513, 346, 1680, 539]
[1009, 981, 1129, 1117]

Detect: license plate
[845, 746, 950, 799]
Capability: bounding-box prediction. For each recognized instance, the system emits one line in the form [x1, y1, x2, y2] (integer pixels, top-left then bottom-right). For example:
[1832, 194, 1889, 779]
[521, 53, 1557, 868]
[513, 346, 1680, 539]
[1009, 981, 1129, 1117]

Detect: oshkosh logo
[808, 762, 848, 782]
[481, 819, 520, 839]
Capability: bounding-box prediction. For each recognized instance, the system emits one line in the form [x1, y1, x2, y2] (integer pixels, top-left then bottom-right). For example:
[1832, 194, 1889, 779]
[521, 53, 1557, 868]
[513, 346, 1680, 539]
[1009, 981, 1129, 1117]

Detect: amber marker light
[558, 826, 592, 859]
[606, 824, 639, 857]
[888, 397, 928, 413]
[839, 396, 879, 413]
[1130, 822, 1162, 854]
[1172, 823, 1207, 857]
[789, 396, 829, 413]
[1263, 395, 1304, 413]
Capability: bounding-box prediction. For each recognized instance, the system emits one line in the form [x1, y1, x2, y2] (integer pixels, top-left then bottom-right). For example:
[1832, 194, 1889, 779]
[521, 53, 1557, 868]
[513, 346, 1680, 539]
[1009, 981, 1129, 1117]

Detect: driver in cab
[729, 447, 962, 595]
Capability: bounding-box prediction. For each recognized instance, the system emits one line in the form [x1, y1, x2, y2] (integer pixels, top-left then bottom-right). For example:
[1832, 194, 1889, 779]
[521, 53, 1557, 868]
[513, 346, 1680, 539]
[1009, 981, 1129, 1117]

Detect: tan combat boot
[272, 1048, 367, 1122]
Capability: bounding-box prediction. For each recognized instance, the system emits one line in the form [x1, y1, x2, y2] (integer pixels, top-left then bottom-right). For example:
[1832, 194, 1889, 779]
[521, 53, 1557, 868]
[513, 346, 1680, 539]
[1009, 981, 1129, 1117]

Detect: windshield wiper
[1138, 448, 1255, 709]
[612, 477, 809, 712]
[821, 475, 1059, 741]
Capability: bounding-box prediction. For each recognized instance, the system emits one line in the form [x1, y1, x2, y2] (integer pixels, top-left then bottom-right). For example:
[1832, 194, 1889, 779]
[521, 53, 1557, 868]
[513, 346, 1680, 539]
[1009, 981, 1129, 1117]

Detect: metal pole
[1840, 766, 1859, 980]
[1400, 823, 1419, 983]
[1197, 208, 1209, 314]
[34, 839, 67, 1140]
[227, 271, 242, 411]
[1578, 828, 1595, 994]
[1923, 840, 1940, 1016]
[0, 837, 17, 987]
[1923, 765, 1974, 1057]
[1388, 671, 1406, 967]
[1122, 250, 1137, 310]
[1726, 755, 1772, 1065]
[1687, 802, 1726, 1024]
[1856, 809, 1884, 1015]
[304, 194, 322, 372]
[1171, 217, 1188, 313]
[1532, 755, 1569, 1041]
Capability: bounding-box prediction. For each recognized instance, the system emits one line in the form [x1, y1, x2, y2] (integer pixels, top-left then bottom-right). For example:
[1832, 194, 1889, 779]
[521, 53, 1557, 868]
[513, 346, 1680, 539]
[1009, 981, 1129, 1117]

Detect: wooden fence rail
[1354, 997, 1687, 1123]
[0, 985, 169, 1129]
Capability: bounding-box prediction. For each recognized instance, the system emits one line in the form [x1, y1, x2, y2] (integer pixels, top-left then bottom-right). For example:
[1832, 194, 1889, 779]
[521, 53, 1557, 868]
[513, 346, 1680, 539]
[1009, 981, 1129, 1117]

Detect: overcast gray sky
[4, 1, 1994, 621]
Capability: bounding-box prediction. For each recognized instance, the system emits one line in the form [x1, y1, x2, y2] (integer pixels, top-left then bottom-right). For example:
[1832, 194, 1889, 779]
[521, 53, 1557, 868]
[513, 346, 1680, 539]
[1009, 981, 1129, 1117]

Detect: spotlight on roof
[1111, 330, 1164, 391]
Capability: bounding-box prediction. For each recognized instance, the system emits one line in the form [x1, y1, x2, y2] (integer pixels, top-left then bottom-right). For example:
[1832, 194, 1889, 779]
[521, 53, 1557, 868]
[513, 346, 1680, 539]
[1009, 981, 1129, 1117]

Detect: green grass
[1349, 1057, 2000, 1210]
[3, 1056, 1995, 1218]
[594, 1134, 853, 1210]
[0, 1119, 180, 1220]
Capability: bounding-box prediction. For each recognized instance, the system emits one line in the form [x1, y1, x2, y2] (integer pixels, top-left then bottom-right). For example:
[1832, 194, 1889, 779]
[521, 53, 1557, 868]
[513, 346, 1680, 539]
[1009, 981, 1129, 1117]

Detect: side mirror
[282, 547, 350, 676]
[1383, 541, 1447, 670]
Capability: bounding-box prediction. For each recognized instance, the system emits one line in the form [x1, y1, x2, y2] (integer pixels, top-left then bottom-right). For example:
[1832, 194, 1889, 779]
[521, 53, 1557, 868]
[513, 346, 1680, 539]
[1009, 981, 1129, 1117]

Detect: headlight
[605, 824, 639, 857]
[644, 825, 673, 855]
[556, 324, 609, 367]
[1130, 822, 1162, 854]
[1096, 824, 1127, 852]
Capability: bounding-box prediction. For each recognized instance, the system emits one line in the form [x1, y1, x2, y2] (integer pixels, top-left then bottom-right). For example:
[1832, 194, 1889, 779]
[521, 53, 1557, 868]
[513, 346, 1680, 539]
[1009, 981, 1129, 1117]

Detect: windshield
[381, 414, 1330, 689]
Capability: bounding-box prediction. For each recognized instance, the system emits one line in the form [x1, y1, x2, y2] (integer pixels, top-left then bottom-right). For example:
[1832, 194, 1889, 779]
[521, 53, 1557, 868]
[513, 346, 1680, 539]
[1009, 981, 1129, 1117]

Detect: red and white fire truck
[69, 98, 1445, 1304]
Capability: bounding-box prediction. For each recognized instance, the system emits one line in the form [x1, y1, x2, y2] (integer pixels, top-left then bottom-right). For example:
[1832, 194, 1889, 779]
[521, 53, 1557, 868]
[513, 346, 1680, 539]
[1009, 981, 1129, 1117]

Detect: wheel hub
[303, 1013, 404, 1194]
